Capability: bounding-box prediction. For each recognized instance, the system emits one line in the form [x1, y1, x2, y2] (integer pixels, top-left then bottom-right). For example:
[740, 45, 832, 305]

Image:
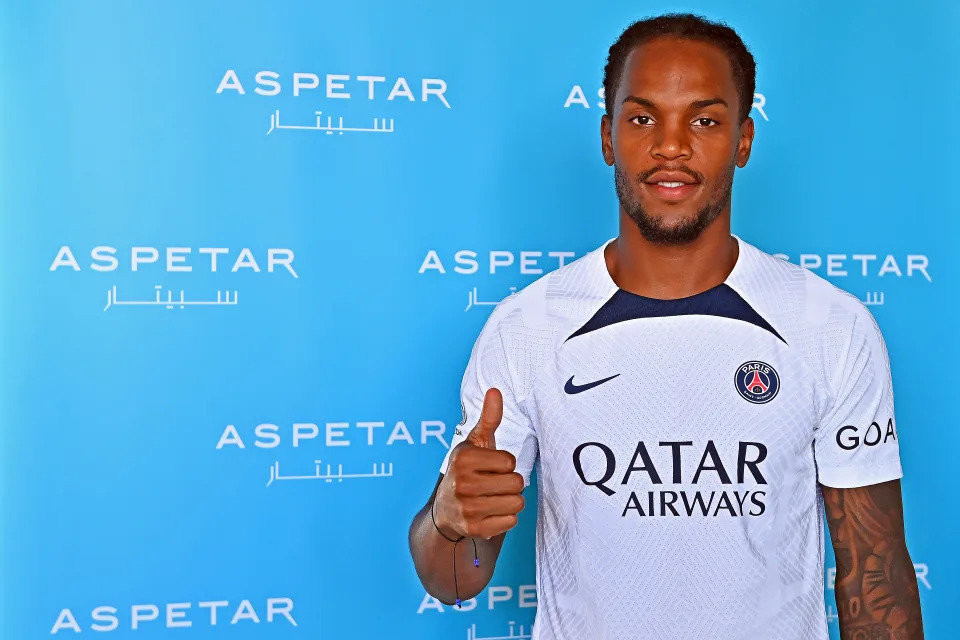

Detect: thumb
[466, 387, 503, 449]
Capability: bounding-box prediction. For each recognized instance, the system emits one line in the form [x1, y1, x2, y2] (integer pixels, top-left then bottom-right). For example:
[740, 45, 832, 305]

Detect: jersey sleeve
[438, 310, 539, 487]
[813, 302, 903, 488]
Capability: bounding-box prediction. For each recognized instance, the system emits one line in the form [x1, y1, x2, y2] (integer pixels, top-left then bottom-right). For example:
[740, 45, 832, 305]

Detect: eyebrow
[621, 96, 729, 110]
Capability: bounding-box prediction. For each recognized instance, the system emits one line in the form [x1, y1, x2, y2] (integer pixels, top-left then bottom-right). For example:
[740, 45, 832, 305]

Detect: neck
[605, 210, 739, 299]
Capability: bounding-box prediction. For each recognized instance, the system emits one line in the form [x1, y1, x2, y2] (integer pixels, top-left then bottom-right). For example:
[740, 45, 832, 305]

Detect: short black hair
[603, 13, 756, 122]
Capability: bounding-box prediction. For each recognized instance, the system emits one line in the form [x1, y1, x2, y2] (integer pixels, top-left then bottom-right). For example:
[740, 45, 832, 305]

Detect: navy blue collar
[566, 283, 786, 344]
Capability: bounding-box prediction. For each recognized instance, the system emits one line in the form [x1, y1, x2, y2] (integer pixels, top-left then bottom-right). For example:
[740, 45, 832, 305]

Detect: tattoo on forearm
[823, 480, 923, 639]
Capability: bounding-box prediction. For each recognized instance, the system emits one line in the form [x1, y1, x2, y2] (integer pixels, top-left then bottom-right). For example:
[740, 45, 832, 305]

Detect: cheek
[612, 132, 648, 169]
[612, 121, 647, 147]
[700, 134, 739, 162]
[695, 140, 737, 179]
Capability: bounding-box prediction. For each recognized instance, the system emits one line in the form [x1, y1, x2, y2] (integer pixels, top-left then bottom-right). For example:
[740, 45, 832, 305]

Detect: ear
[601, 114, 614, 166]
[736, 116, 755, 168]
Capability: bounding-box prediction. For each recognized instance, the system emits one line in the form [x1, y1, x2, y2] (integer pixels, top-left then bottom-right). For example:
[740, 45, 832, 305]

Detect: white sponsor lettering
[774, 253, 931, 282]
[563, 85, 768, 120]
[217, 420, 449, 450]
[49, 246, 298, 278]
[563, 85, 606, 110]
[418, 250, 576, 275]
[217, 70, 451, 108]
[51, 598, 297, 633]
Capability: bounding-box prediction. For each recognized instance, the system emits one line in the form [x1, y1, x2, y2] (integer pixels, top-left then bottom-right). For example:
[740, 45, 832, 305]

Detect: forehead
[617, 37, 738, 109]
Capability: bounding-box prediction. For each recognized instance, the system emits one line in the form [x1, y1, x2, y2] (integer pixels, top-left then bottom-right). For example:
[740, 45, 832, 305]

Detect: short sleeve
[814, 304, 903, 488]
[438, 313, 539, 487]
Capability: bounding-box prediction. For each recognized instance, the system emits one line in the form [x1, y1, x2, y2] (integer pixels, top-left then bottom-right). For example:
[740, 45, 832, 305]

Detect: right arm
[407, 387, 528, 605]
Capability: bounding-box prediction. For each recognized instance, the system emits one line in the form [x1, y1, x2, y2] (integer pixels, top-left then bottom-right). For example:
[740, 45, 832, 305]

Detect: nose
[650, 118, 692, 162]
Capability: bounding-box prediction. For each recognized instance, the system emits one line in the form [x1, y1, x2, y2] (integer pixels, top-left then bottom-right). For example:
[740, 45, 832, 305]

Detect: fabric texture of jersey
[437, 235, 902, 640]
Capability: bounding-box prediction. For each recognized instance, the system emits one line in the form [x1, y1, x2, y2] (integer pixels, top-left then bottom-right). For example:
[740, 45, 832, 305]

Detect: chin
[628, 207, 711, 245]
[647, 211, 700, 229]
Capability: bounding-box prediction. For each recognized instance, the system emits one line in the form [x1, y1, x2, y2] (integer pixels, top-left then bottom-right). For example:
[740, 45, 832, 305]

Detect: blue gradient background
[1, 1, 955, 638]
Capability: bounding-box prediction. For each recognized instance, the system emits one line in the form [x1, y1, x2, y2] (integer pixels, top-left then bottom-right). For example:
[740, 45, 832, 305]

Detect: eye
[630, 115, 654, 125]
[694, 118, 719, 127]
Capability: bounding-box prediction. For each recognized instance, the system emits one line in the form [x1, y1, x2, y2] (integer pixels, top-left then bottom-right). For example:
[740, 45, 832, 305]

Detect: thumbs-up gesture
[433, 388, 527, 540]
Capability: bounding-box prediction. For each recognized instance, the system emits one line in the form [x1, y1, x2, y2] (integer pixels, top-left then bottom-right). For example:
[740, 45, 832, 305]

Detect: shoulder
[732, 237, 889, 398]
[479, 239, 615, 341]
[470, 239, 615, 395]
[731, 237, 879, 344]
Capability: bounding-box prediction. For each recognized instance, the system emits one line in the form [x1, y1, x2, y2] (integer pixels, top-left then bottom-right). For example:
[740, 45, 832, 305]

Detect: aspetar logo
[216, 69, 451, 137]
[775, 252, 931, 309]
[51, 597, 297, 634]
[418, 249, 577, 276]
[563, 85, 769, 121]
[417, 248, 579, 313]
[217, 418, 452, 488]
[216, 70, 451, 108]
[773, 253, 933, 282]
[49, 246, 298, 276]
[48, 245, 298, 312]
[773, 253, 931, 282]
[217, 418, 452, 452]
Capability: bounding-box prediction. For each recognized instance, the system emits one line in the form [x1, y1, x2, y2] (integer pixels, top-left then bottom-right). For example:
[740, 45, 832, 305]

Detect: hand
[434, 388, 526, 540]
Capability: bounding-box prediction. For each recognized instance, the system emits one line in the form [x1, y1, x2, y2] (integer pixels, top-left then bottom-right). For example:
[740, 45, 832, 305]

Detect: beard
[615, 163, 735, 245]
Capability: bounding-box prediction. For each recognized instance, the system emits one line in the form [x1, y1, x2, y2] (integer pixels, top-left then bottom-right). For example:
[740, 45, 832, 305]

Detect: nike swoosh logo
[564, 373, 620, 394]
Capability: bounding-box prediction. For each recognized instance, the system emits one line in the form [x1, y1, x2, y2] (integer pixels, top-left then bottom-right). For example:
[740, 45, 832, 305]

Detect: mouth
[642, 171, 701, 202]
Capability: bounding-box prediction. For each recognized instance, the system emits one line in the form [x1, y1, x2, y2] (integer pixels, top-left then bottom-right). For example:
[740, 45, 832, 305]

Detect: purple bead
[474, 558, 480, 567]
[456, 599, 462, 607]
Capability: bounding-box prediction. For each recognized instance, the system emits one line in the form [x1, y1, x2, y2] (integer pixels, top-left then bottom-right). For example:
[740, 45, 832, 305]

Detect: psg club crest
[735, 361, 780, 404]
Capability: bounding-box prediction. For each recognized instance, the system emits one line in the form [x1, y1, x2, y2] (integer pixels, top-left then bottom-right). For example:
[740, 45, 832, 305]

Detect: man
[408, 13, 923, 640]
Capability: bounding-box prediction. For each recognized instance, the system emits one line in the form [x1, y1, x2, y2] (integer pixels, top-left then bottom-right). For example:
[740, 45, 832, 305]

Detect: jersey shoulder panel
[732, 238, 885, 416]
[476, 239, 616, 402]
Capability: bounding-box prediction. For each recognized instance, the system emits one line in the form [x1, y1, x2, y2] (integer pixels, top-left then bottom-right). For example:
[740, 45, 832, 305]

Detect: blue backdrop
[2, 1, 955, 638]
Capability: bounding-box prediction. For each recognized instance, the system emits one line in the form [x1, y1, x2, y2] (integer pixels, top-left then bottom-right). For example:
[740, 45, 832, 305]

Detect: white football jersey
[438, 235, 902, 640]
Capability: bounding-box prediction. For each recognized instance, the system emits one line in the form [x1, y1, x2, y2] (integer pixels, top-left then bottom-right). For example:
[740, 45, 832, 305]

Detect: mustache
[637, 166, 704, 183]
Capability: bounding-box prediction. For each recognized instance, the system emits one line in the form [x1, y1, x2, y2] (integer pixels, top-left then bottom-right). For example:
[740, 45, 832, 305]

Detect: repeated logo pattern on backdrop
[2, 2, 955, 639]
